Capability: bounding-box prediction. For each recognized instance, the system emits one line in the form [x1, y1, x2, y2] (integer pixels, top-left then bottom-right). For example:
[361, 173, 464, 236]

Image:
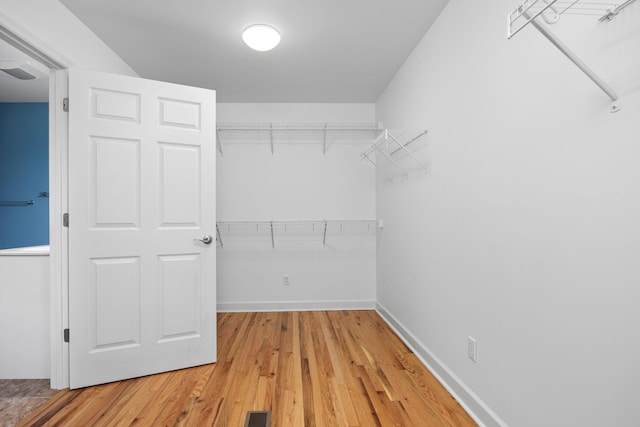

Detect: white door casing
[68, 69, 216, 389]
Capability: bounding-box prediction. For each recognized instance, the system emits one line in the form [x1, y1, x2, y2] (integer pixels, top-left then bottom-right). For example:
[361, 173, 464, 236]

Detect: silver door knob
[196, 235, 213, 245]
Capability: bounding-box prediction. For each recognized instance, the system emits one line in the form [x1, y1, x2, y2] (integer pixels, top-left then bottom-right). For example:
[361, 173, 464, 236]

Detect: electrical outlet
[283, 274, 290, 286]
[467, 336, 477, 363]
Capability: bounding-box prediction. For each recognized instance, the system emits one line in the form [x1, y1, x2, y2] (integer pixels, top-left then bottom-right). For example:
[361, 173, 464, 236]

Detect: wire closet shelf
[508, 0, 637, 38]
[216, 122, 383, 155]
[360, 129, 429, 181]
[215, 219, 379, 249]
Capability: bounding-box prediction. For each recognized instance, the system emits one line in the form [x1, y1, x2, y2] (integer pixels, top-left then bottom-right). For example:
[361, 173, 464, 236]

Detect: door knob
[196, 235, 213, 245]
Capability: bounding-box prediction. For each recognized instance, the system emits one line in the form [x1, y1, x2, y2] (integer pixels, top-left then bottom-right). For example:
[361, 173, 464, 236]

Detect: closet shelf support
[270, 221, 275, 248]
[216, 129, 223, 156]
[269, 124, 274, 155]
[216, 224, 223, 249]
[524, 10, 621, 112]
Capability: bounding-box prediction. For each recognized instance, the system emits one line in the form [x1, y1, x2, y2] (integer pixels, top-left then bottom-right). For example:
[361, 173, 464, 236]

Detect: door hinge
[63, 98, 69, 112]
[63, 213, 69, 227]
[63, 328, 69, 343]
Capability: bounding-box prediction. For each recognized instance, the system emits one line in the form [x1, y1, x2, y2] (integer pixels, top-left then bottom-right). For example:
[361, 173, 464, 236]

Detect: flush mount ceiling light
[242, 24, 281, 51]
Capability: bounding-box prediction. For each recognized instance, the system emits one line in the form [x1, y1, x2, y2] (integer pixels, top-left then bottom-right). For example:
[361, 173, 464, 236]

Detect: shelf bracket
[216, 224, 223, 249]
[322, 220, 328, 246]
[269, 124, 274, 155]
[216, 129, 223, 156]
[270, 221, 275, 248]
[323, 123, 328, 155]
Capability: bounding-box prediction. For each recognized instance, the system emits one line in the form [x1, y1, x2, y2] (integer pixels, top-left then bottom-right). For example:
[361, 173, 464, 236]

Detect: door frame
[0, 12, 71, 389]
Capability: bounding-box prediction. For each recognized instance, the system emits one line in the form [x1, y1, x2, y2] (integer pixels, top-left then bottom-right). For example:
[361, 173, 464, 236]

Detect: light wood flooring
[18, 310, 477, 426]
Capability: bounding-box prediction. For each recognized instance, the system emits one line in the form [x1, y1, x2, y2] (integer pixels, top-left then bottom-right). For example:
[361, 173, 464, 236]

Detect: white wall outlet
[283, 274, 290, 286]
[468, 336, 477, 363]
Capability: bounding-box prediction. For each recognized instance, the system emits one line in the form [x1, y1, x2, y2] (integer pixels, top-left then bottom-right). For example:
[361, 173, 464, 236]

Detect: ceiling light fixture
[242, 24, 281, 52]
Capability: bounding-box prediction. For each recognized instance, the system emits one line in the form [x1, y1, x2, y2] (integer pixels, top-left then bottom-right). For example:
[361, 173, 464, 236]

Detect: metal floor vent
[244, 411, 271, 427]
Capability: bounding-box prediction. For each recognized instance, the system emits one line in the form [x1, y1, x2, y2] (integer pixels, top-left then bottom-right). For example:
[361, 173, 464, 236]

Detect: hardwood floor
[18, 311, 477, 426]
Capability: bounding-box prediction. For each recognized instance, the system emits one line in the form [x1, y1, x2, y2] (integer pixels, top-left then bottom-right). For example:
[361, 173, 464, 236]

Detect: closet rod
[523, 10, 620, 110]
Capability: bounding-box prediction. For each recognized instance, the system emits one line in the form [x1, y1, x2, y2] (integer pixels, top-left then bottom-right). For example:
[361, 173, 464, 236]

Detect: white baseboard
[218, 299, 376, 312]
[375, 302, 508, 427]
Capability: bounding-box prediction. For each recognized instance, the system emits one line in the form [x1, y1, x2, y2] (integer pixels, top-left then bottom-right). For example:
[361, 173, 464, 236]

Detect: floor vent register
[244, 411, 271, 427]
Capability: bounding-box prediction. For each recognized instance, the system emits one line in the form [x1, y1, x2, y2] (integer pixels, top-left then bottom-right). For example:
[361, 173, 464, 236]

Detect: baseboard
[375, 302, 508, 427]
[218, 299, 376, 312]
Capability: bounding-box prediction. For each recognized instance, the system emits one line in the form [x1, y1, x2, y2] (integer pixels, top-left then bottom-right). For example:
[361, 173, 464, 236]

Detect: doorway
[1, 17, 71, 389]
[1, 16, 218, 391]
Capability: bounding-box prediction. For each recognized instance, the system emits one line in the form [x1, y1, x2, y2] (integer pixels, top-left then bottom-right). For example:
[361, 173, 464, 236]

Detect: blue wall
[0, 103, 49, 250]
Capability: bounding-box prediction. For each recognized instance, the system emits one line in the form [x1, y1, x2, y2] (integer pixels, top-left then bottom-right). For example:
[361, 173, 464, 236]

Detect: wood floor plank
[14, 388, 82, 427]
[120, 371, 178, 426]
[18, 311, 477, 427]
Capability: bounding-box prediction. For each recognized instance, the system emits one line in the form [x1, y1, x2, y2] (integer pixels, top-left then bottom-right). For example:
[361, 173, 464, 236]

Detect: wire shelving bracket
[361, 129, 428, 181]
[507, 0, 637, 113]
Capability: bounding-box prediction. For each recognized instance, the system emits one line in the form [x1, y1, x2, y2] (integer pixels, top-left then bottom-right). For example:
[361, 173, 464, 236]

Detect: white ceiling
[0, 38, 49, 102]
[59, 0, 450, 103]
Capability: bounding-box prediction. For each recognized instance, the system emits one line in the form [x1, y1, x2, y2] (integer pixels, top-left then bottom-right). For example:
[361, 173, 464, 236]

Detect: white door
[68, 69, 216, 389]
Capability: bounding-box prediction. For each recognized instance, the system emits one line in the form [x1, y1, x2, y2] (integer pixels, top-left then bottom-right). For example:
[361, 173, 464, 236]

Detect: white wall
[0, 255, 49, 378]
[216, 103, 377, 311]
[375, 1, 640, 426]
[0, 0, 136, 75]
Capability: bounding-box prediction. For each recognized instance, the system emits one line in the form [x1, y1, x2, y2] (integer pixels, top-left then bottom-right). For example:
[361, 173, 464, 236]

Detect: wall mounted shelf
[216, 219, 380, 249]
[216, 122, 383, 155]
[0, 200, 34, 206]
[507, 0, 637, 112]
[361, 129, 428, 181]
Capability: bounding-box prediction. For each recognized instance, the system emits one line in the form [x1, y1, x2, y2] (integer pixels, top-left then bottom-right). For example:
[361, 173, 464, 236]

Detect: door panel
[92, 136, 140, 227]
[68, 68, 216, 389]
[159, 142, 201, 226]
[90, 257, 141, 351]
[159, 254, 200, 340]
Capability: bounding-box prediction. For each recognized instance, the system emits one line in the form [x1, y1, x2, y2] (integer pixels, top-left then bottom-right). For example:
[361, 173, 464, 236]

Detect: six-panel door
[68, 69, 216, 389]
